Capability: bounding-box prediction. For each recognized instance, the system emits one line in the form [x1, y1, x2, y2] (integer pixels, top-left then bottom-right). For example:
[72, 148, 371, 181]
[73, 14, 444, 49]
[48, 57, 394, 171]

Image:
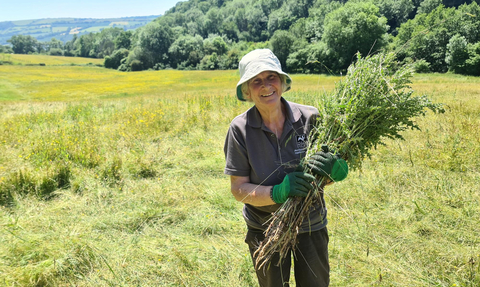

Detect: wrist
[269, 186, 275, 203]
[271, 184, 285, 204]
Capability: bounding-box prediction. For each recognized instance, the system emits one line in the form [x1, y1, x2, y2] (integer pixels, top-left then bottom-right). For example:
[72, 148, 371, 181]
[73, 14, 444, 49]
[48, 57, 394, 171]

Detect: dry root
[254, 181, 325, 271]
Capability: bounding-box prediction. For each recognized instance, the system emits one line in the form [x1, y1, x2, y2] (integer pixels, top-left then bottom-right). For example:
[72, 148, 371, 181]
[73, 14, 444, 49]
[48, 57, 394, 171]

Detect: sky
[0, 0, 183, 22]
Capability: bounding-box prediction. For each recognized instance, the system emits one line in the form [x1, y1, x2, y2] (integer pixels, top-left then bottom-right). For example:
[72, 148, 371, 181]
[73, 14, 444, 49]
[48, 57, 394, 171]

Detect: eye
[251, 79, 261, 85]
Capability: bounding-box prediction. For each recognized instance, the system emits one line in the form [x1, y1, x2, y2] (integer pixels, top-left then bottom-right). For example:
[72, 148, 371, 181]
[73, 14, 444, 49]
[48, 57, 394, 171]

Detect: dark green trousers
[246, 227, 330, 287]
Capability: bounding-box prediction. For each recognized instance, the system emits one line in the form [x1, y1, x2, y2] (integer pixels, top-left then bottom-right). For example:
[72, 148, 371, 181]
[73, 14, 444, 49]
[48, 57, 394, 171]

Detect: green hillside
[0, 16, 160, 45]
[3, 0, 479, 76]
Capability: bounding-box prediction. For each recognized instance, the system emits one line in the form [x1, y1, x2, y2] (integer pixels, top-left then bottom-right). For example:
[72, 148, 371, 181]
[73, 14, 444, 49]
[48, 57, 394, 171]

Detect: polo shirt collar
[247, 97, 302, 128]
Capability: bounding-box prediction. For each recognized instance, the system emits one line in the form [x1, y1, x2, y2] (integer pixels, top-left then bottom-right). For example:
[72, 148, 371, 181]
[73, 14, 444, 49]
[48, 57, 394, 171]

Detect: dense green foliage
[5, 0, 480, 75]
[0, 44, 13, 54]
[395, 2, 480, 73]
[7, 35, 40, 54]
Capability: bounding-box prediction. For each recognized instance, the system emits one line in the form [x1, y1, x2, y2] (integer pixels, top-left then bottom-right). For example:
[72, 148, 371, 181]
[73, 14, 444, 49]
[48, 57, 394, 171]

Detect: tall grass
[0, 90, 256, 285]
[0, 56, 479, 286]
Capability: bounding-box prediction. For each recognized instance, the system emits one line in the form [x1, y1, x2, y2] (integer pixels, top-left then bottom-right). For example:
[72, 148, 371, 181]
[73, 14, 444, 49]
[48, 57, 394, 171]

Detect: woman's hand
[306, 145, 348, 182]
[271, 172, 316, 204]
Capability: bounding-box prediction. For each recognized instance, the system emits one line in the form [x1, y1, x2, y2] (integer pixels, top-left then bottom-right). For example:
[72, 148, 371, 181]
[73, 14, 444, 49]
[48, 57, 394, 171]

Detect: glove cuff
[272, 184, 286, 204]
[331, 159, 348, 182]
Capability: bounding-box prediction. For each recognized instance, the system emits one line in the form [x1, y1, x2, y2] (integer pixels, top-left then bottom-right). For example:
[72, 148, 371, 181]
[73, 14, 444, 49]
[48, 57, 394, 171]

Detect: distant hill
[0, 16, 160, 45]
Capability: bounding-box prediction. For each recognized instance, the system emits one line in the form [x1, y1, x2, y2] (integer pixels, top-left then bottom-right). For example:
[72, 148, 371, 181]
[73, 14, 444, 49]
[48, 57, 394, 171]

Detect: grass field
[0, 53, 104, 67]
[0, 55, 479, 286]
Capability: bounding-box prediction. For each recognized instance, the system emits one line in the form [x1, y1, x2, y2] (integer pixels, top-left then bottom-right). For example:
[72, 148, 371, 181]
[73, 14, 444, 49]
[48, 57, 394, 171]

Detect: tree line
[3, 0, 480, 75]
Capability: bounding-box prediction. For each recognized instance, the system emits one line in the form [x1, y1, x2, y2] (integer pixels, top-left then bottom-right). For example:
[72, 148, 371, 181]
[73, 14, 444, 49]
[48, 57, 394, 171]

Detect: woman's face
[247, 71, 282, 108]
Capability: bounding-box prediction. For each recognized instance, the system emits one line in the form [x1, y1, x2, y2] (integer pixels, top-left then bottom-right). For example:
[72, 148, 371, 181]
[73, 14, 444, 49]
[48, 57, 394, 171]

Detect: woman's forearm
[230, 176, 276, 206]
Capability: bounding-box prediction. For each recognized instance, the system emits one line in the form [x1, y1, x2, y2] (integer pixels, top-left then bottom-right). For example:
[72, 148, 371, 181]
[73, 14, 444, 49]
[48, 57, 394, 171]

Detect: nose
[260, 79, 272, 88]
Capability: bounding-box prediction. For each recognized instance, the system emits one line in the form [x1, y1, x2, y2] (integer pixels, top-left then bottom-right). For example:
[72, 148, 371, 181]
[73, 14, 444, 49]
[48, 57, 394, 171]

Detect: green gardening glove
[271, 172, 316, 204]
[307, 145, 348, 182]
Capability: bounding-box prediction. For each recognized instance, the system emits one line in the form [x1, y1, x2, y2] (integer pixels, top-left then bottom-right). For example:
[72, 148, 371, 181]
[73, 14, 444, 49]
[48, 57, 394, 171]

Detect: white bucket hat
[236, 49, 292, 101]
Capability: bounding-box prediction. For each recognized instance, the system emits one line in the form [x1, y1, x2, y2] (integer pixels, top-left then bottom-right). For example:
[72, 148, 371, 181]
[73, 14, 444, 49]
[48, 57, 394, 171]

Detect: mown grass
[0, 63, 337, 102]
[0, 55, 479, 286]
[0, 53, 104, 66]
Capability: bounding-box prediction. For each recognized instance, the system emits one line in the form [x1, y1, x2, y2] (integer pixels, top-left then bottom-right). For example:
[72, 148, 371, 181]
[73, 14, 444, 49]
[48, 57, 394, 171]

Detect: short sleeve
[224, 124, 250, 177]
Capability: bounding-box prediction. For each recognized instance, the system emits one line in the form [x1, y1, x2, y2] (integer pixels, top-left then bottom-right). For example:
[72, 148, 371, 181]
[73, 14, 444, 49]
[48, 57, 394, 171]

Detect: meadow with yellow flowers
[0, 54, 479, 286]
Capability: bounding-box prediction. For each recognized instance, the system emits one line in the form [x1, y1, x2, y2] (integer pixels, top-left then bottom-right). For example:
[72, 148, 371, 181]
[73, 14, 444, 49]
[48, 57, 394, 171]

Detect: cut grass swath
[254, 52, 445, 270]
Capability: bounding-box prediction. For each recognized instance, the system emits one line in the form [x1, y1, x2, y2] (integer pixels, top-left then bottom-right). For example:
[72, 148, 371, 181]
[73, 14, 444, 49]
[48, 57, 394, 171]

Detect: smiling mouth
[262, 91, 274, 97]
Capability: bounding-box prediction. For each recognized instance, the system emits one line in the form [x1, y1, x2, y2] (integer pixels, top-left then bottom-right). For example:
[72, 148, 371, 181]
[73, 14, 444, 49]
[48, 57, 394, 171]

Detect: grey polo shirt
[224, 98, 327, 232]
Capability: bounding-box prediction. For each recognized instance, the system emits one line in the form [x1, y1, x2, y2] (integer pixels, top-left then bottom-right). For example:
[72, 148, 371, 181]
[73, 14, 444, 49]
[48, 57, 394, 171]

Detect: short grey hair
[240, 73, 289, 102]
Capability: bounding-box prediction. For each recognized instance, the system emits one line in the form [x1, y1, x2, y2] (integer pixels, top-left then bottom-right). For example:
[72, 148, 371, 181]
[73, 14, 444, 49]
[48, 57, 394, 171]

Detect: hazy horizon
[1, 15, 162, 23]
[1, 0, 182, 22]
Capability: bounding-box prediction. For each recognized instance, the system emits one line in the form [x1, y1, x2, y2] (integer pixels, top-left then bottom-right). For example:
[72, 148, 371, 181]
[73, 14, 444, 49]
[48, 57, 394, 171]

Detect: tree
[211, 0, 225, 8]
[0, 45, 13, 53]
[259, 0, 285, 15]
[286, 47, 311, 73]
[35, 42, 45, 54]
[7, 35, 38, 54]
[185, 8, 206, 36]
[204, 7, 223, 35]
[64, 34, 78, 56]
[199, 52, 219, 70]
[203, 35, 228, 56]
[92, 27, 123, 58]
[49, 48, 63, 56]
[95, 37, 115, 58]
[136, 21, 175, 68]
[269, 30, 295, 70]
[197, 1, 212, 13]
[288, 18, 308, 40]
[125, 46, 150, 71]
[286, 41, 332, 73]
[168, 34, 204, 68]
[266, 0, 314, 35]
[243, 3, 269, 42]
[444, 35, 480, 76]
[219, 48, 241, 69]
[322, 1, 389, 71]
[394, 3, 480, 72]
[445, 34, 469, 73]
[104, 48, 130, 69]
[268, 5, 296, 34]
[220, 18, 239, 42]
[465, 42, 480, 76]
[457, 2, 480, 44]
[47, 38, 64, 51]
[417, 0, 442, 14]
[374, 0, 415, 34]
[234, 8, 248, 32]
[304, 0, 342, 42]
[76, 33, 96, 58]
[115, 30, 133, 50]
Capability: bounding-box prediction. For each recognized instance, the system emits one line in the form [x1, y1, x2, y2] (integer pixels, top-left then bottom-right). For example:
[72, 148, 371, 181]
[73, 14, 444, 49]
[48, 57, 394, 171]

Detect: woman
[224, 49, 348, 286]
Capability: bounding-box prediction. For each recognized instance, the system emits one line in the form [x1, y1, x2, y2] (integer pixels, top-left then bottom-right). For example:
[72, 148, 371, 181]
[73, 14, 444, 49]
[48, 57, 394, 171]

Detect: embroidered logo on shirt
[295, 134, 308, 154]
[296, 134, 307, 149]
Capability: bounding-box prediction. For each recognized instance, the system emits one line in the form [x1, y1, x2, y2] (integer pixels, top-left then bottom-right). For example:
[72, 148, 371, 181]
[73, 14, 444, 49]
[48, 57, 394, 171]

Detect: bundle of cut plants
[254, 52, 444, 270]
